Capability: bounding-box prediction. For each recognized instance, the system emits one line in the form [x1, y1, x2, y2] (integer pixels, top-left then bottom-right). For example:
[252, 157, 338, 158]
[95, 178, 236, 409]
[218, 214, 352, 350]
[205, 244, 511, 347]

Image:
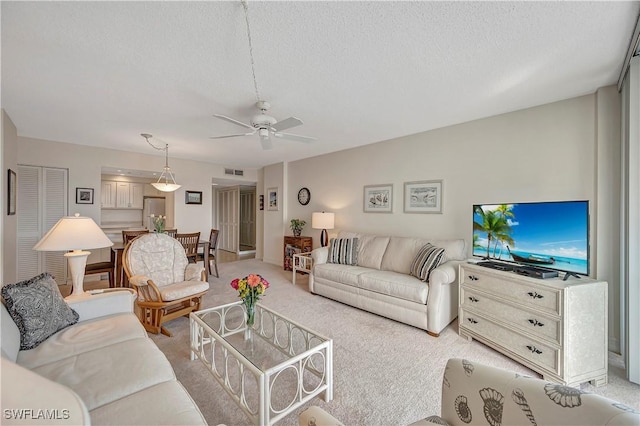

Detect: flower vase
[244, 303, 255, 340]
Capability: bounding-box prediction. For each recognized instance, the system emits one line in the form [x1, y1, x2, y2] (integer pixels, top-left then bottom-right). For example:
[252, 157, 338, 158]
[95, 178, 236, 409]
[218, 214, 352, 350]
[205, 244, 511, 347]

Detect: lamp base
[64, 250, 91, 296]
[320, 229, 329, 247]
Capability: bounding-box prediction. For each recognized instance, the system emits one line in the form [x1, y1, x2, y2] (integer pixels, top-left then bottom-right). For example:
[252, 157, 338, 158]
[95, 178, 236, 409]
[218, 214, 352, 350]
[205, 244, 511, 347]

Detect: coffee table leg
[260, 373, 268, 425]
[325, 340, 334, 401]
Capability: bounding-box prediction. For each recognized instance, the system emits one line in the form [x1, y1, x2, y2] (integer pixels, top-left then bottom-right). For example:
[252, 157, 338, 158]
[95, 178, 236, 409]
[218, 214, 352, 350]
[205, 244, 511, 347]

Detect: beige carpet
[149, 259, 640, 426]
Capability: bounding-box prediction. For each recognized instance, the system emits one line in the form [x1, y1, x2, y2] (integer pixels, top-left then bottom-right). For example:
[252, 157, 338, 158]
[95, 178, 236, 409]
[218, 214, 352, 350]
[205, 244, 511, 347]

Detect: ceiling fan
[210, 100, 316, 150]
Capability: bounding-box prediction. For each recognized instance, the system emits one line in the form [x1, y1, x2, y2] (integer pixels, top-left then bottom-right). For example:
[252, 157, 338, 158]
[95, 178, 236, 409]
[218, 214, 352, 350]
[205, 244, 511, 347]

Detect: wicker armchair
[122, 233, 209, 336]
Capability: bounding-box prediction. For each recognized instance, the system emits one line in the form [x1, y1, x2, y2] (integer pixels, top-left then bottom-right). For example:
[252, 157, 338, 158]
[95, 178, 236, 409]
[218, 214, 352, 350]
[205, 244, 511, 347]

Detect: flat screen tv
[472, 200, 589, 277]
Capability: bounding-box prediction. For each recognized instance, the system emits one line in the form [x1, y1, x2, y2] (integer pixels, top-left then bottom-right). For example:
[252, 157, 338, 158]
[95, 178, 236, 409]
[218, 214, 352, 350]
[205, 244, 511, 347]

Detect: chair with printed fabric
[122, 232, 209, 336]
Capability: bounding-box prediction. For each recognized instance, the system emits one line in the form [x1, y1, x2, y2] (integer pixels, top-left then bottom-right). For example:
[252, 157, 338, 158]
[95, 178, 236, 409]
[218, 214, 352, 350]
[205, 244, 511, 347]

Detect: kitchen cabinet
[102, 181, 144, 209]
[101, 181, 117, 208]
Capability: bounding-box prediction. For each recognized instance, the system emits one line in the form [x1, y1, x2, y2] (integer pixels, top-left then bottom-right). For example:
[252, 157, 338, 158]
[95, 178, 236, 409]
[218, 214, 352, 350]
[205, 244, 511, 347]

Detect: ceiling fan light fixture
[259, 128, 270, 139]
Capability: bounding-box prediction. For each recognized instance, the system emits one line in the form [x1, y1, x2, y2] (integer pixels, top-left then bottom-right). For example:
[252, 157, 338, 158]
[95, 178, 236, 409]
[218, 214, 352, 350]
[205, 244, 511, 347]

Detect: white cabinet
[103, 181, 144, 209]
[458, 263, 608, 387]
[101, 181, 117, 208]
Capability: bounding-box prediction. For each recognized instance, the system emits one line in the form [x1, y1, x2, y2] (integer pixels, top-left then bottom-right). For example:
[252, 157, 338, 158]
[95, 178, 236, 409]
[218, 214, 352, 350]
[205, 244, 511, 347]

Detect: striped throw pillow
[410, 243, 445, 282]
[328, 238, 359, 265]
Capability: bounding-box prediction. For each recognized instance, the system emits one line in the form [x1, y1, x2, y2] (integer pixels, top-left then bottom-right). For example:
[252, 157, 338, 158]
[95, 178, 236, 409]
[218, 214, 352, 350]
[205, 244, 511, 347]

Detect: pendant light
[142, 133, 181, 192]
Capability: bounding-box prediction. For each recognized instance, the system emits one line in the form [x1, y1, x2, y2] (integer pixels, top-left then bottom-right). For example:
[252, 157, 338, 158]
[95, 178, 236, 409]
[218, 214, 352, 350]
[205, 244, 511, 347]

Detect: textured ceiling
[2, 1, 639, 171]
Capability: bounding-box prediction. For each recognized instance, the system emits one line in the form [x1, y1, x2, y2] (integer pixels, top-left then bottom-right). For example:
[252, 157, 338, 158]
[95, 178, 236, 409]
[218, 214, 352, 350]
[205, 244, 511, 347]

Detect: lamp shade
[33, 214, 113, 251]
[151, 182, 181, 192]
[312, 212, 335, 230]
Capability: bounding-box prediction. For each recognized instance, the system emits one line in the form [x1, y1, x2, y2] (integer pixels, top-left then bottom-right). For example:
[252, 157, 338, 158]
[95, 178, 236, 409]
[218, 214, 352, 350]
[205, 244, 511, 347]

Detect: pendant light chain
[241, 0, 261, 103]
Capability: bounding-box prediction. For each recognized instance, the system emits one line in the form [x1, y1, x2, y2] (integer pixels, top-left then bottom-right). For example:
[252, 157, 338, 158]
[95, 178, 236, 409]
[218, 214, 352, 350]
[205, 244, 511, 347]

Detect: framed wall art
[76, 187, 94, 205]
[267, 187, 279, 211]
[259, 194, 264, 211]
[404, 180, 443, 214]
[363, 184, 393, 213]
[185, 190, 203, 205]
[7, 169, 16, 215]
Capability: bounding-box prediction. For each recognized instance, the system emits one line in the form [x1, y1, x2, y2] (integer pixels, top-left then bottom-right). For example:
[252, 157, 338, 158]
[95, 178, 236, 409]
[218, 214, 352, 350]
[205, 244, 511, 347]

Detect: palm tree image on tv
[472, 201, 589, 275]
[473, 204, 515, 259]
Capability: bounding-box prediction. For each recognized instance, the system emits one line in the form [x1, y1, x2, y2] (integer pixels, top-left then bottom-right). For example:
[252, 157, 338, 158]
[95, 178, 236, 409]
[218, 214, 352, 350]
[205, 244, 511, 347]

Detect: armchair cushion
[185, 263, 205, 281]
[1, 273, 79, 350]
[159, 280, 210, 302]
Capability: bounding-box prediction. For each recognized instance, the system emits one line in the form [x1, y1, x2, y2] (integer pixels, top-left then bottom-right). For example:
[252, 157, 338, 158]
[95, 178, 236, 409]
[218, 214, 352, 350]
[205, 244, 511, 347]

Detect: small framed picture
[7, 169, 16, 215]
[267, 187, 279, 211]
[363, 184, 393, 213]
[259, 194, 264, 211]
[76, 187, 94, 205]
[404, 180, 443, 214]
[185, 191, 203, 205]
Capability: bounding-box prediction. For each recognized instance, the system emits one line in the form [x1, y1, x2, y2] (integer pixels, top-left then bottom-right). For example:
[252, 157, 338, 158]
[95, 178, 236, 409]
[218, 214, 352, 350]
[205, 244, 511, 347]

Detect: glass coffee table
[190, 301, 333, 425]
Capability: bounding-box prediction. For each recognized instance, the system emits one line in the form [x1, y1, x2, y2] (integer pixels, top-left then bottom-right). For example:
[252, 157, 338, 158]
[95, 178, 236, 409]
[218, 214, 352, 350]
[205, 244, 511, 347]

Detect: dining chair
[165, 228, 177, 238]
[175, 232, 200, 263]
[122, 233, 209, 336]
[84, 247, 115, 288]
[197, 229, 220, 278]
[122, 229, 150, 245]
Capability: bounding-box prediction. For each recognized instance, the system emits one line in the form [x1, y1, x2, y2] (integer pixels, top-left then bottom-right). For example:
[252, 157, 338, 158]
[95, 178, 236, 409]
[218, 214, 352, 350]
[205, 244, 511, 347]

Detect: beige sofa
[300, 358, 640, 425]
[309, 232, 466, 336]
[1, 289, 206, 425]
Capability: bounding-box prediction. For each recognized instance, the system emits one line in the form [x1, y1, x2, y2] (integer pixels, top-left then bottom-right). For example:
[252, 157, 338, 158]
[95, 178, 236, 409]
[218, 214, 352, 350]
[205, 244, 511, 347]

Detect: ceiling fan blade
[212, 114, 255, 130]
[260, 136, 273, 150]
[209, 132, 255, 139]
[271, 117, 303, 132]
[273, 132, 316, 143]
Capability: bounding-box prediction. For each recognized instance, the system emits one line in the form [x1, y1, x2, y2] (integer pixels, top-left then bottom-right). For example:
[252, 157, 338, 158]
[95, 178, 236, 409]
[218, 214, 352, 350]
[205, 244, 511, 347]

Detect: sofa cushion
[89, 380, 207, 425]
[1, 302, 21, 361]
[410, 243, 446, 283]
[314, 263, 371, 286]
[328, 237, 359, 265]
[17, 313, 147, 370]
[1, 273, 79, 350]
[380, 237, 430, 274]
[32, 337, 175, 411]
[359, 270, 429, 304]
[357, 235, 390, 269]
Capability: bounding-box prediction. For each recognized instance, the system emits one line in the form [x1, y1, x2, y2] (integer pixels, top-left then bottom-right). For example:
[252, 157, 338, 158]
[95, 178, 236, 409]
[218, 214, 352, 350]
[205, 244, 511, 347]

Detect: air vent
[225, 168, 244, 176]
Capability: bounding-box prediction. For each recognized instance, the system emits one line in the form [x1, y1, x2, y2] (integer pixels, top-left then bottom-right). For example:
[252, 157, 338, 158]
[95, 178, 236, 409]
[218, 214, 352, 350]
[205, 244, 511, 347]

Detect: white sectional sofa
[309, 232, 466, 336]
[1, 288, 207, 425]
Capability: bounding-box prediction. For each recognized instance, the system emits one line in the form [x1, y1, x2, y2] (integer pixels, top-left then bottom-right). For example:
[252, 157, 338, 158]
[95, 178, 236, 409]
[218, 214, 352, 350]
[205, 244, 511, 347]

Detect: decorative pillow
[328, 238, 359, 265]
[410, 243, 445, 283]
[1, 272, 79, 350]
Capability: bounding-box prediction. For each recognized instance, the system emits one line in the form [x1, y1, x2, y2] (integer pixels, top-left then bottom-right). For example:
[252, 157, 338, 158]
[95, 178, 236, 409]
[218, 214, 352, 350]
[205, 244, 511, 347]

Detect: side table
[292, 253, 313, 285]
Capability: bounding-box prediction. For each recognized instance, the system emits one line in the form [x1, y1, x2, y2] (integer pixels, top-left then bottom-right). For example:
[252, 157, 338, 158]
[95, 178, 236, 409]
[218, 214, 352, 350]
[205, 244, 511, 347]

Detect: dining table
[112, 239, 210, 287]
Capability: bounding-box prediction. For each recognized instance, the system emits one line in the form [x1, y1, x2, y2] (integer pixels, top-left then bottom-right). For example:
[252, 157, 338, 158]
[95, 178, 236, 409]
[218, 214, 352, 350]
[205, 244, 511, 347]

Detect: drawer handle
[526, 345, 543, 354]
[468, 296, 479, 303]
[528, 319, 545, 327]
[467, 318, 478, 324]
[527, 291, 544, 299]
[468, 275, 479, 281]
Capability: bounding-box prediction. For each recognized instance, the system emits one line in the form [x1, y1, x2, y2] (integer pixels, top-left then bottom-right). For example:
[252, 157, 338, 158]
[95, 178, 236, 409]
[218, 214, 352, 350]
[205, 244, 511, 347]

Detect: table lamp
[312, 212, 335, 247]
[33, 213, 113, 296]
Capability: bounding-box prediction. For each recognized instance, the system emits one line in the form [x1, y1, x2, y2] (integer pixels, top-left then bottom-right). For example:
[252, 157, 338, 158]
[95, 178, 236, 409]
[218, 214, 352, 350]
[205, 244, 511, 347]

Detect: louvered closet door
[17, 165, 68, 284]
[239, 189, 256, 249]
[218, 187, 239, 253]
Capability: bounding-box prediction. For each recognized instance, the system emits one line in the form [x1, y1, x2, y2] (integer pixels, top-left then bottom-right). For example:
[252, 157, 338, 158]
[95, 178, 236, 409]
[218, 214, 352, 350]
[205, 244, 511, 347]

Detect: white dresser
[458, 263, 607, 387]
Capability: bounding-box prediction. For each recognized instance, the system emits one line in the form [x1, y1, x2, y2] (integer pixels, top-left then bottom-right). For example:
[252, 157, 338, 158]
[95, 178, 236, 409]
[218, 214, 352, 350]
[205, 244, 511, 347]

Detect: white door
[218, 187, 239, 253]
[239, 187, 256, 251]
[17, 165, 68, 285]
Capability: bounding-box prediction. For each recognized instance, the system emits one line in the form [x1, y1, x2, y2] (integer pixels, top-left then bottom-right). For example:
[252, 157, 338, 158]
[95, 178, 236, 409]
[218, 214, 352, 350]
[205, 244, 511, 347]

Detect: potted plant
[290, 219, 306, 237]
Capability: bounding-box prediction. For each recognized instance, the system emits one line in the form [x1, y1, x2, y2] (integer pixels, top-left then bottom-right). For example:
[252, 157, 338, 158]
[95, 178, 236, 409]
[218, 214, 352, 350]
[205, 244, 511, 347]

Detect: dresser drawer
[460, 310, 559, 375]
[461, 287, 561, 344]
[461, 267, 561, 315]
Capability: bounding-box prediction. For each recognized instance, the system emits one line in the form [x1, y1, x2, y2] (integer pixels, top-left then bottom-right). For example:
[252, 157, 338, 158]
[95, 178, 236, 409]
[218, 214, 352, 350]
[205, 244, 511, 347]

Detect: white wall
[262, 162, 285, 266]
[2, 110, 18, 284]
[282, 91, 622, 351]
